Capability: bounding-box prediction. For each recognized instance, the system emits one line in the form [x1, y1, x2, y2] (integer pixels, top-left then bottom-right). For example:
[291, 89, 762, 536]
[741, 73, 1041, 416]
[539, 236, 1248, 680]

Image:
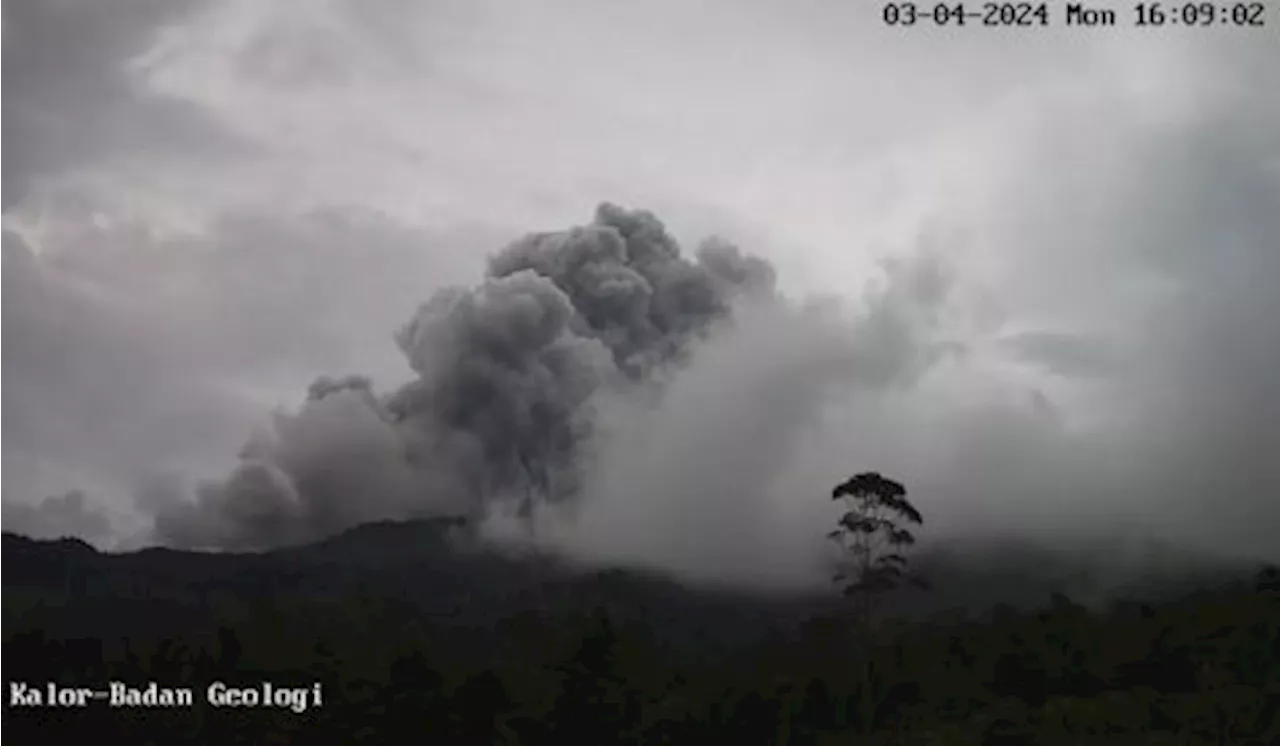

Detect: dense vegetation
[4, 525, 1277, 744]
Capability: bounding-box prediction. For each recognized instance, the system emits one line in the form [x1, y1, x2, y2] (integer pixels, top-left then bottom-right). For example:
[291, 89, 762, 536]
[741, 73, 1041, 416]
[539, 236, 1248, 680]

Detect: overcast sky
[3, 0, 1277, 585]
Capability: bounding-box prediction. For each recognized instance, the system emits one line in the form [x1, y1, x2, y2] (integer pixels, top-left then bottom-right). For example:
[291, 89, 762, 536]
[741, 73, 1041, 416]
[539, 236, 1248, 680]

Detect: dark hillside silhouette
[4, 477, 1278, 743]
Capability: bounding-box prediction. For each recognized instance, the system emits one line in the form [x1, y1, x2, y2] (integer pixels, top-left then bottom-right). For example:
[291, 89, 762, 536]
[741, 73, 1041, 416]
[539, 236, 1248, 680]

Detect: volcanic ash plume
[152, 203, 778, 550]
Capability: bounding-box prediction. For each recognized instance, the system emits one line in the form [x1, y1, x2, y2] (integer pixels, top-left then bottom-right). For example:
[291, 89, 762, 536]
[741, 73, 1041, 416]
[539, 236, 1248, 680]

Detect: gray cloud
[1111, 92, 1280, 557]
[231, 0, 467, 88]
[827, 65, 1280, 565]
[1, 491, 114, 546]
[548, 265, 957, 589]
[149, 204, 787, 550]
[2, 209, 500, 545]
[531, 44, 1280, 586]
[1003, 331, 1117, 379]
[1, 0, 248, 208]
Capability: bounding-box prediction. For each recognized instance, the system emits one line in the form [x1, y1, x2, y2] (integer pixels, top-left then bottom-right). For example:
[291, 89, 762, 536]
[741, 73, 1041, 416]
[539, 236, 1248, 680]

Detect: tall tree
[829, 472, 926, 622]
[548, 612, 637, 743]
[827, 471, 926, 733]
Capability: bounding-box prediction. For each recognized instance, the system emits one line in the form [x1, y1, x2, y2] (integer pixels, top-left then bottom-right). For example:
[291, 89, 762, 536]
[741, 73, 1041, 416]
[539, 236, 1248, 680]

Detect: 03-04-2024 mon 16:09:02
[880, 2, 1267, 26]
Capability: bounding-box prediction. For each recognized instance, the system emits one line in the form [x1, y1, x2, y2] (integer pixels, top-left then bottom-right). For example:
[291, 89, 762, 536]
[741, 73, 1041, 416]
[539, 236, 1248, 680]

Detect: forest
[4, 512, 1277, 744]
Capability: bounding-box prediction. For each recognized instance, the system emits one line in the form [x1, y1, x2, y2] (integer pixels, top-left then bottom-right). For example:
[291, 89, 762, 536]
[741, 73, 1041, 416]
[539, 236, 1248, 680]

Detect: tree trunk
[859, 596, 876, 737]
[861, 654, 873, 736]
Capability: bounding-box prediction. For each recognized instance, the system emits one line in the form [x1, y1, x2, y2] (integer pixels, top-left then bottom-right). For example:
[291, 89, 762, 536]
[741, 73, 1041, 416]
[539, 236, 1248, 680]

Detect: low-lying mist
[3, 11, 1276, 596]
[7, 178, 1277, 600]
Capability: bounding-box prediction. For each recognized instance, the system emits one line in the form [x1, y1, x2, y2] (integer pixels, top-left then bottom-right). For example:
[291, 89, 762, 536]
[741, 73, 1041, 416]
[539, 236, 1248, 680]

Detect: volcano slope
[4, 520, 1277, 744]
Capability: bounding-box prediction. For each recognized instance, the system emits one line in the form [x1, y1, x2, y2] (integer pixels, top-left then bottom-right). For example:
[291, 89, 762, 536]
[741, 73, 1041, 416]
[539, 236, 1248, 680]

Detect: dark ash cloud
[2, 209, 500, 545]
[149, 204, 786, 550]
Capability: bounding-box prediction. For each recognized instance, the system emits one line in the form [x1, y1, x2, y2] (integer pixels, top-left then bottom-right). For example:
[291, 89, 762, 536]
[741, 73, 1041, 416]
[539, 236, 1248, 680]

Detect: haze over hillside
[3, 516, 1259, 635]
[3, 0, 1278, 593]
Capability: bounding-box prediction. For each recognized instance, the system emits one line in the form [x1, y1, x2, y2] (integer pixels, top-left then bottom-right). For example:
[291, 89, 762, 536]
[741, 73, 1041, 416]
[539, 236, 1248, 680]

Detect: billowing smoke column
[153, 203, 777, 550]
